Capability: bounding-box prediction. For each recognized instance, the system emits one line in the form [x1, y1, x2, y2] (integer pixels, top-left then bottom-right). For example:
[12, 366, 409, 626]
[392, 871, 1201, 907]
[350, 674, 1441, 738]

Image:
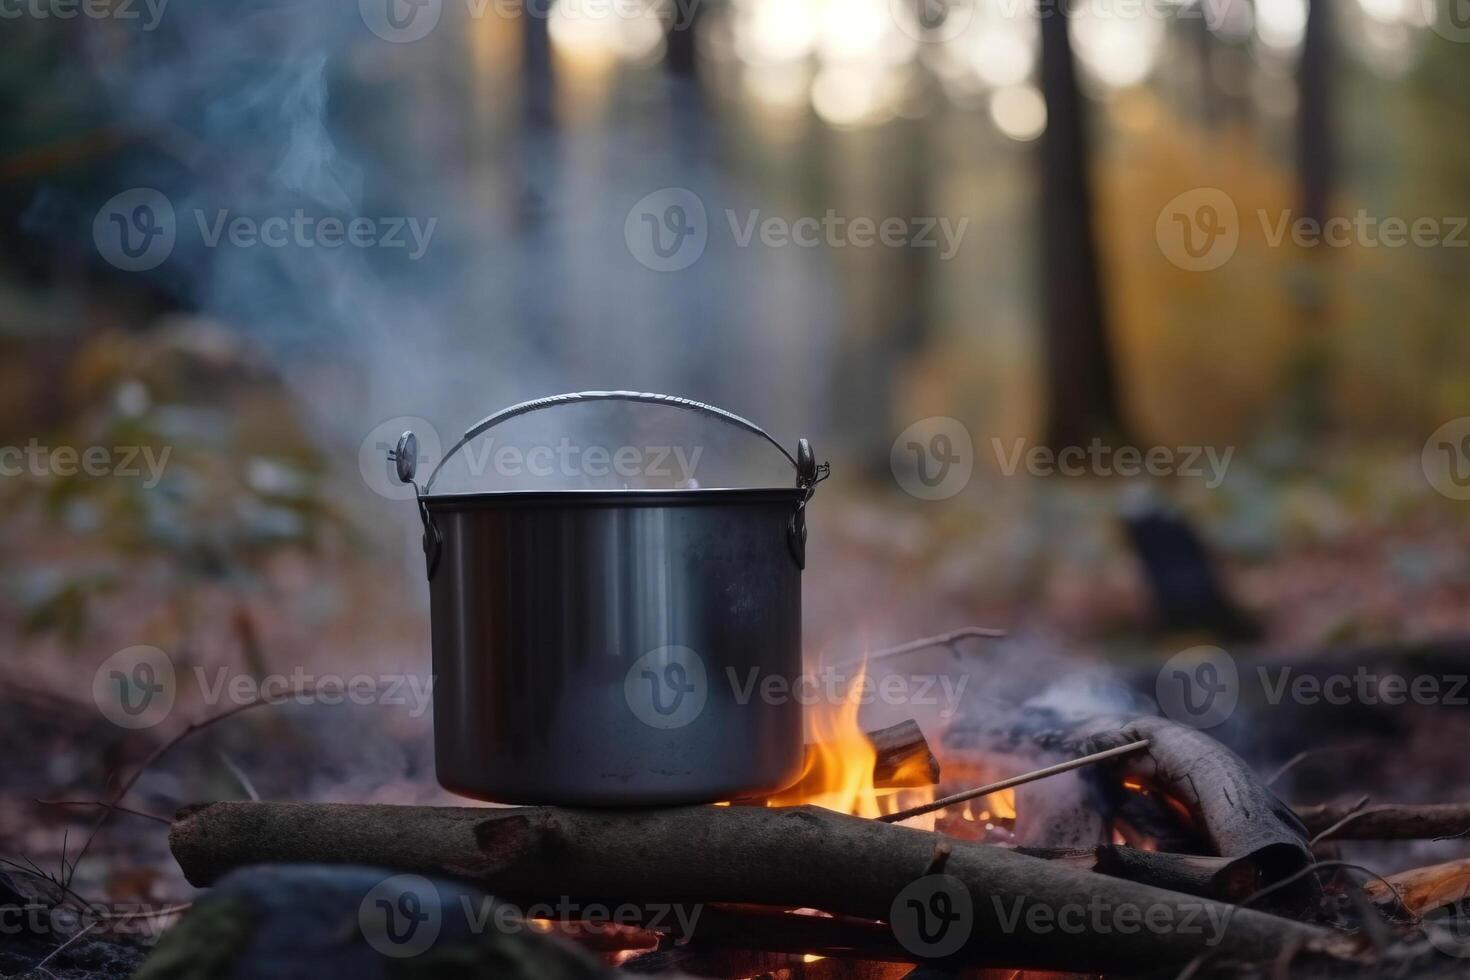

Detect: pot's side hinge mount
[390, 431, 442, 580]
[788, 438, 830, 570]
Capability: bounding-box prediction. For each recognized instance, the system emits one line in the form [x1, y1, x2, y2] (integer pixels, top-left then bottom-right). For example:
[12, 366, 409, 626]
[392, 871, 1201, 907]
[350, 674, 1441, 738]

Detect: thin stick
[65, 684, 323, 886]
[1264, 741, 1372, 788]
[878, 738, 1152, 824]
[30, 921, 101, 976]
[864, 626, 1006, 664]
[38, 800, 172, 825]
[1307, 794, 1372, 846]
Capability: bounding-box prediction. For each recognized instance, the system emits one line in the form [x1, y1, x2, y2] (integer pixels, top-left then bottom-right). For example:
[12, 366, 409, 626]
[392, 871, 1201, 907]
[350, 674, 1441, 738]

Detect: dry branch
[1014, 846, 1258, 904]
[1294, 801, 1470, 842]
[169, 802, 1351, 973]
[1362, 857, 1470, 917]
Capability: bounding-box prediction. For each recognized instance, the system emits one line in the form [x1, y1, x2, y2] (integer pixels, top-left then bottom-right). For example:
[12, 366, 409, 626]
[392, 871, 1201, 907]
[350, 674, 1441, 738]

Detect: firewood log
[1294, 801, 1470, 842]
[169, 802, 1353, 973]
[1362, 856, 1470, 917]
[1079, 717, 1316, 887]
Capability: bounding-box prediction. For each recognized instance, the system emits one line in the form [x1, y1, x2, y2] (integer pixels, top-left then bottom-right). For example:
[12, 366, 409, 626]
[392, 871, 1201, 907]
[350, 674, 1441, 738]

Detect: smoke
[37, 0, 839, 489]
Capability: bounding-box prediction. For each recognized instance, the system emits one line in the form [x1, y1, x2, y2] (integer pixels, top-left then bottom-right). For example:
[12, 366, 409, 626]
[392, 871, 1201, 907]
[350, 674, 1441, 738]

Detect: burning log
[865, 720, 941, 789]
[1081, 718, 1317, 889]
[169, 802, 1351, 973]
[1014, 846, 1258, 904]
[731, 720, 940, 807]
[1294, 801, 1470, 842]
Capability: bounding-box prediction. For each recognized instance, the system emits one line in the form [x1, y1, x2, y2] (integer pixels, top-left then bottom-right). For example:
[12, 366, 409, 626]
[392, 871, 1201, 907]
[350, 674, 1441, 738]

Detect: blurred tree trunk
[664, 2, 700, 80]
[521, 4, 554, 132]
[1297, 0, 1333, 227]
[1038, 7, 1125, 450]
[1290, 0, 1334, 436]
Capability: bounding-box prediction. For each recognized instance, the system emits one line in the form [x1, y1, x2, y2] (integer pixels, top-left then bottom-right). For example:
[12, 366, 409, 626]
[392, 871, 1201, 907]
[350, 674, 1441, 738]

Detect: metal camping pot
[389, 391, 827, 805]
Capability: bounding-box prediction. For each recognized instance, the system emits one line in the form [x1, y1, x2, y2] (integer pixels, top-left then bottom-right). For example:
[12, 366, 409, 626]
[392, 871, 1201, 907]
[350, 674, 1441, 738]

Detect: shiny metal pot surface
[390, 392, 827, 805]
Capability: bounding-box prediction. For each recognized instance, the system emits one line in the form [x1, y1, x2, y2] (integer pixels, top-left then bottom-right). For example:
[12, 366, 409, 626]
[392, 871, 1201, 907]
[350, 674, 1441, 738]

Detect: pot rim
[421, 486, 806, 510]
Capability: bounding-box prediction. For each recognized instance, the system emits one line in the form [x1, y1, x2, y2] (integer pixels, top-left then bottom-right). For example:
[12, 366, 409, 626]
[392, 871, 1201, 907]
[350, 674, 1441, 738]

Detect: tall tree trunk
[664, 1, 700, 80]
[1038, 7, 1125, 450]
[1297, 0, 1333, 228]
[1290, 0, 1334, 436]
[521, 3, 554, 133]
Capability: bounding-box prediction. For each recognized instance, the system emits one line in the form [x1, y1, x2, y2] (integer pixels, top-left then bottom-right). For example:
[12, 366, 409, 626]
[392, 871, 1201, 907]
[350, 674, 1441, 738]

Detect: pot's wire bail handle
[388, 431, 443, 579]
[391, 391, 829, 577]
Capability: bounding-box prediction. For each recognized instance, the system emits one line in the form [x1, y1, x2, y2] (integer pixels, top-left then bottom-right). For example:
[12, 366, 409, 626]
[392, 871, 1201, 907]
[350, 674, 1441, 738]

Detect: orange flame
[763, 661, 935, 821]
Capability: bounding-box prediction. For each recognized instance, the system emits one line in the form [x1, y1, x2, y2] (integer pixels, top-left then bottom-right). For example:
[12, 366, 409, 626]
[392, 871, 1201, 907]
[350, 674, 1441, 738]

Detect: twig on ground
[861, 627, 1006, 664]
[217, 752, 260, 802]
[1295, 799, 1470, 842]
[1174, 861, 1400, 980]
[1265, 742, 1373, 788]
[30, 921, 101, 978]
[64, 683, 323, 887]
[38, 800, 172, 825]
[1307, 795, 1372, 846]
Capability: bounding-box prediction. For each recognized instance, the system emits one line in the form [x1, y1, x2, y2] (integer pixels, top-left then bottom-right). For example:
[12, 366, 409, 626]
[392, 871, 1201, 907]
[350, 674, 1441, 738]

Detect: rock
[135, 864, 625, 980]
[0, 870, 148, 980]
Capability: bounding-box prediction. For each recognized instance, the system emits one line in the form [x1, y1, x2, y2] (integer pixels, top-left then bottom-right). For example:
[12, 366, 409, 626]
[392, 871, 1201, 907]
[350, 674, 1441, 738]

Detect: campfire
[16, 631, 1470, 980]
